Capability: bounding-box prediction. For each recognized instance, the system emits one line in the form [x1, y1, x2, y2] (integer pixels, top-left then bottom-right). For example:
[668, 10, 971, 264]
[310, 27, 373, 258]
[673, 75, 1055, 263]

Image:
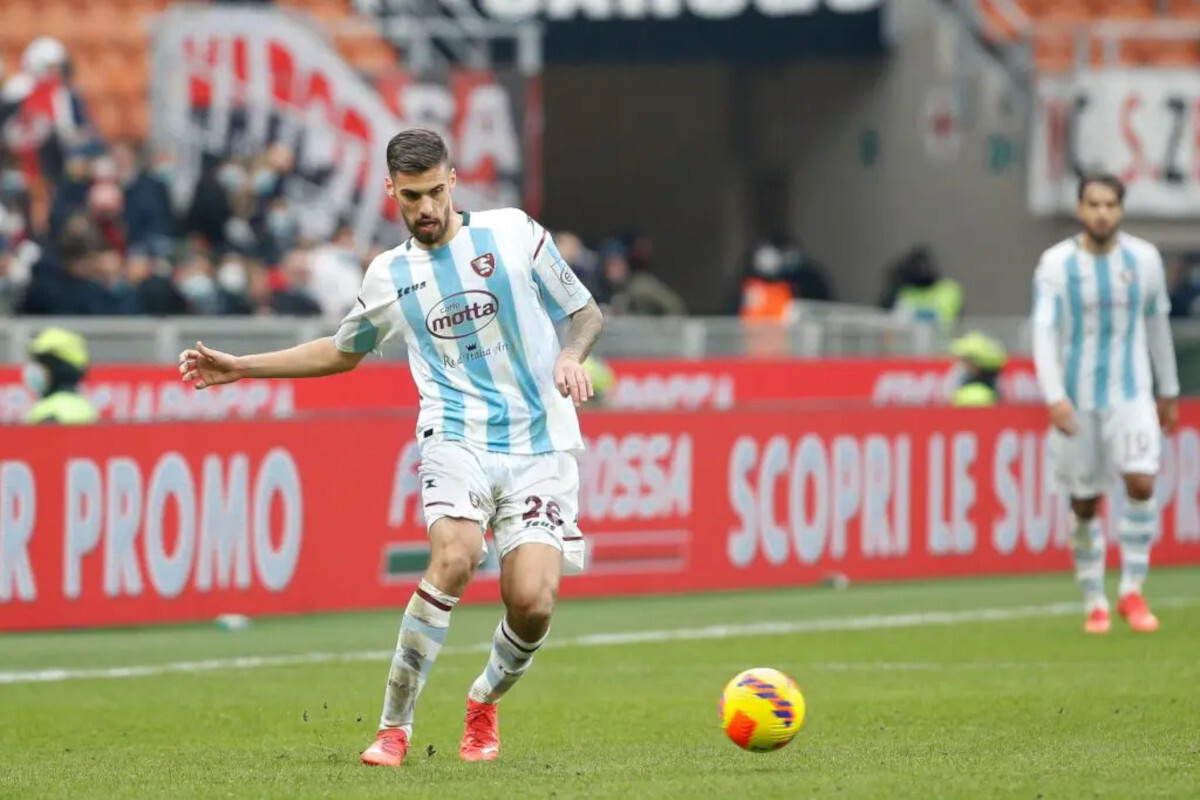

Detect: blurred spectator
[597, 237, 687, 316]
[87, 167, 126, 252]
[553, 230, 603, 298]
[309, 223, 366, 320]
[583, 355, 617, 405]
[261, 196, 300, 264]
[92, 246, 140, 313]
[949, 330, 1007, 407]
[1169, 251, 1200, 319]
[880, 245, 963, 330]
[14, 37, 91, 185]
[245, 262, 276, 316]
[270, 248, 322, 316]
[186, 159, 236, 252]
[738, 234, 833, 321]
[113, 142, 177, 258]
[0, 248, 16, 315]
[175, 247, 253, 316]
[18, 214, 126, 315]
[23, 326, 98, 424]
[0, 153, 32, 240]
[47, 146, 94, 240]
[128, 250, 188, 316]
[225, 176, 263, 258]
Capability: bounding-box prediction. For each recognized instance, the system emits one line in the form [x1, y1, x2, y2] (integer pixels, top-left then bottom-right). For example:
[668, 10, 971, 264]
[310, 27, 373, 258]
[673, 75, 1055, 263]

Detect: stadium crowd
[0, 40, 713, 324]
[0, 36, 705, 321]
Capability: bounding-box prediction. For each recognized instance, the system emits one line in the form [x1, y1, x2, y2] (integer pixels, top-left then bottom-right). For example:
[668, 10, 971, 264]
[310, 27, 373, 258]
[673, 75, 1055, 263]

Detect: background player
[1030, 173, 1179, 635]
[179, 128, 605, 766]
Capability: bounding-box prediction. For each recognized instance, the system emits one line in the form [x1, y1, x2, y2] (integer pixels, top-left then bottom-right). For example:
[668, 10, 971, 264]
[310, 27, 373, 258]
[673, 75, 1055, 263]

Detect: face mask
[1, 169, 26, 193]
[22, 362, 48, 396]
[267, 210, 295, 239]
[217, 260, 247, 293]
[178, 272, 217, 302]
[217, 165, 244, 192]
[253, 168, 277, 195]
[1189, 267, 1200, 289]
[153, 164, 175, 183]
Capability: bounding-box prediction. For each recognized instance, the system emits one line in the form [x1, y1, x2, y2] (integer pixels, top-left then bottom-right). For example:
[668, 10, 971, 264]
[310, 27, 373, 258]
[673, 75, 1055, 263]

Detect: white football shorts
[417, 433, 587, 574]
[1050, 399, 1162, 499]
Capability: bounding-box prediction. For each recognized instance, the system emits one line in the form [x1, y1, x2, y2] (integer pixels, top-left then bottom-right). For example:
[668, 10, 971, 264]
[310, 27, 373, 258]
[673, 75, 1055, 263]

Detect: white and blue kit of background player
[335, 208, 591, 572]
[1031, 232, 1180, 498]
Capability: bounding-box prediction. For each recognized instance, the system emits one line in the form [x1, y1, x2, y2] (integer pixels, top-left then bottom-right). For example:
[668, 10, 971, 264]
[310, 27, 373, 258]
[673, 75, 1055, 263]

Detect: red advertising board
[0, 357, 1041, 423]
[2, 403, 1198, 631]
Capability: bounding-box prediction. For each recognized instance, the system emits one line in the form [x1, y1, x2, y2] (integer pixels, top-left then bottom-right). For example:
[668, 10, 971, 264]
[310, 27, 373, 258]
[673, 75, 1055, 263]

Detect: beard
[1085, 225, 1116, 248]
[407, 210, 447, 246]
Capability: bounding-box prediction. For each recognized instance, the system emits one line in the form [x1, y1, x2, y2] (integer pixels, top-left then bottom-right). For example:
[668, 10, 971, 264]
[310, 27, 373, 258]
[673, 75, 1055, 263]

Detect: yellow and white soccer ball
[719, 667, 806, 752]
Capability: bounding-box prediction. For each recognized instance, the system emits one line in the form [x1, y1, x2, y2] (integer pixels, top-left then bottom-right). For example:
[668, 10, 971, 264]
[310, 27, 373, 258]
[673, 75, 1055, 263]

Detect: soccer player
[1030, 173, 1179, 635]
[178, 128, 604, 766]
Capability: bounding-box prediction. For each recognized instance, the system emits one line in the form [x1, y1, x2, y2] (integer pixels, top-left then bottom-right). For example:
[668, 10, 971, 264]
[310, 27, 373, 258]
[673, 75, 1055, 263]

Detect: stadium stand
[977, 0, 1200, 71]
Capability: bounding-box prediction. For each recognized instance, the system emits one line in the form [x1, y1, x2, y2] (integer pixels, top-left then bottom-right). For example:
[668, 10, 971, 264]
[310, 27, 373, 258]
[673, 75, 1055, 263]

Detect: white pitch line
[0, 596, 1193, 686]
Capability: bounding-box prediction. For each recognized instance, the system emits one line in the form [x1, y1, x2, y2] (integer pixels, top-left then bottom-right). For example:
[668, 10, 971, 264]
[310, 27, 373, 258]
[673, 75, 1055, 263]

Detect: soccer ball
[719, 667, 806, 752]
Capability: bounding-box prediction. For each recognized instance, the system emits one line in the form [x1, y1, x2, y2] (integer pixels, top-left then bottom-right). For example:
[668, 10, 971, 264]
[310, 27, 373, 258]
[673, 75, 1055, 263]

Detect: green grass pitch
[2, 568, 1199, 799]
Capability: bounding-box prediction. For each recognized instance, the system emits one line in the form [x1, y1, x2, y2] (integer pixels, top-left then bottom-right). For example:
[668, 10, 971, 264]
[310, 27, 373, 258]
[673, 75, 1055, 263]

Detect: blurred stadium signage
[0, 358, 1039, 423]
[149, 7, 539, 247]
[369, 0, 887, 63]
[1030, 70, 1200, 217]
[2, 404, 1198, 631]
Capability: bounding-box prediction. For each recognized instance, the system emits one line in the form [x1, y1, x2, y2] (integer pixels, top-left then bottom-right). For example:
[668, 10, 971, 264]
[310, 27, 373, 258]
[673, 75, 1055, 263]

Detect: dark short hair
[1078, 172, 1125, 203]
[386, 128, 449, 175]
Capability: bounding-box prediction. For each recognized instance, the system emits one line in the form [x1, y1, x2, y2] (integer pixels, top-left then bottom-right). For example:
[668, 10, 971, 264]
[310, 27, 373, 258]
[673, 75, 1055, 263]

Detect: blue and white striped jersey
[335, 208, 592, 454]
[1030, 232, 1179, 410]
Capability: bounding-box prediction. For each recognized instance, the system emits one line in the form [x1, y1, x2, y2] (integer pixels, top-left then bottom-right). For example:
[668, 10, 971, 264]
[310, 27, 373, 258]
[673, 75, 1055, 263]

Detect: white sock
[468, 618, 547, 705]
[1071, 514, 1108, 613]
[379, 579, 459, 735]
[1118, 498, 1156, 598]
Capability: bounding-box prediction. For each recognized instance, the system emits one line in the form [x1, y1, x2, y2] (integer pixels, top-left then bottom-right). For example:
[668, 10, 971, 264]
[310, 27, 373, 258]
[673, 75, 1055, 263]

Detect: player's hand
[1049, 399, 1078, 436]
[554, 352, 593, 407]
[1157, 397, 1179, 435]
[179, 341, 242, 390]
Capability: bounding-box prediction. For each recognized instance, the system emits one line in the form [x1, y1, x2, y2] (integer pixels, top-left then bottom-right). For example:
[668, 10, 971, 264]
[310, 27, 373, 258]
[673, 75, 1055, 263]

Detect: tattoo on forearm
[562, 301, 604, 360]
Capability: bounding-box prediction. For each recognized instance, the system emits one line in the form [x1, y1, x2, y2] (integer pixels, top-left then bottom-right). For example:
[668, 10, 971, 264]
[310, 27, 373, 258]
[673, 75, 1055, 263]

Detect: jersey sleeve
[1144, 247, 1172, 319]
[334, 257, 401, 355]
[525, 214, 592, 323]
[1144, 247, 1181, 398]
[1030, 255, 1067, 405]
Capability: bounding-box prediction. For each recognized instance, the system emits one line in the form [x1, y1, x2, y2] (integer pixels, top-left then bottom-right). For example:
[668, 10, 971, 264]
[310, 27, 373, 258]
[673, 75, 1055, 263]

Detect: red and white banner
[1030, 70, 1200, 217]
[0, 357, 1041, 423]
[151, 6, 539, 246]
[3, 403, 1198, 631]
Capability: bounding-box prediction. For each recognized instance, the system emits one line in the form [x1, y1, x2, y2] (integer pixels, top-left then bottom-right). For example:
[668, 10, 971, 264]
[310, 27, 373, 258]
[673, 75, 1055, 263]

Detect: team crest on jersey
[471, 253, 496, 277]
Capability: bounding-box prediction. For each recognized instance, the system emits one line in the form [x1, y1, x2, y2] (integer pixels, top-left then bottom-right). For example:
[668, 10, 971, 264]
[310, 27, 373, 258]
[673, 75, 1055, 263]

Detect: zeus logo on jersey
[397, 281, 427, 298]
[425, 291, 500, 339]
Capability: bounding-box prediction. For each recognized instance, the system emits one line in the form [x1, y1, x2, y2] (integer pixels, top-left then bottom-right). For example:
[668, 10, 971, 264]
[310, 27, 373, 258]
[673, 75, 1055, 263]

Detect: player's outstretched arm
[555, 299, 605, 406]
[179, 338, 366, 390]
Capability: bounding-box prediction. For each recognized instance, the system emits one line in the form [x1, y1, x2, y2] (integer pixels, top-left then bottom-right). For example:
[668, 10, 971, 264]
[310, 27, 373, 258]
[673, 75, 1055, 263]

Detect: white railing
[4, 306, 1199, 364]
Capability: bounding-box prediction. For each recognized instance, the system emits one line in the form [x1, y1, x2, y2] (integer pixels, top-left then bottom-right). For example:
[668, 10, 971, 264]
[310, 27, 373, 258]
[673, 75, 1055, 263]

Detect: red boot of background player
[1118, 593, 1159, 633]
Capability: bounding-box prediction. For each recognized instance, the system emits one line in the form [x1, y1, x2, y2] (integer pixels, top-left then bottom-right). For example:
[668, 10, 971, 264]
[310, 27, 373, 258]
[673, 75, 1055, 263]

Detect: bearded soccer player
[1030, 173, 1179, 635]
[179, 128, 604, 766]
